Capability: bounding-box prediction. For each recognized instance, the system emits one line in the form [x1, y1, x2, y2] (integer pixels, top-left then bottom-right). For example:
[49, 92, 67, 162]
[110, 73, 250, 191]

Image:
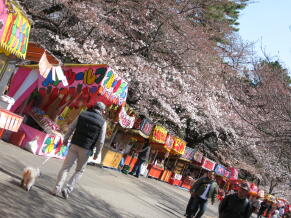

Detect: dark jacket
[190, 176, 218, 202]
[219, 193, 252, 218]
[71, 109, 106, 150]
[138, 144, 151, 161]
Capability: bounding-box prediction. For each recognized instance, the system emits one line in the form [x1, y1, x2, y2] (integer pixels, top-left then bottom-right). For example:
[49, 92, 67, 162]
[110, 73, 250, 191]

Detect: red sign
[133, 117, 142, 129]
[227, 167, 238, 180]
[141, 120, 154, 136]
[201, 158, 216, 171]
[118, 107, 135, 128]
[133, 117, 154, 137]
[171, 137, 186, 155]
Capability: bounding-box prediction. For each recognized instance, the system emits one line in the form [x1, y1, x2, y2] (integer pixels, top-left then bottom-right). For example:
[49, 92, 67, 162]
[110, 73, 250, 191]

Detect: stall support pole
[0, 57, 16, 95]
[152, 150, 159, 164]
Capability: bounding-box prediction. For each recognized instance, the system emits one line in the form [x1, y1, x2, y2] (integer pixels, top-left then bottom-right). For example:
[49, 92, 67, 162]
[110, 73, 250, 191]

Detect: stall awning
[149, 125, 169, 152]
[25, 43, 61, 64]
[0, 0, 32, 59]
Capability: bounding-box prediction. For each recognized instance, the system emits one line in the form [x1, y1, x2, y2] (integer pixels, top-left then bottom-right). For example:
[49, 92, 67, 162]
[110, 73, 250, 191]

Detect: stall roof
[25, 42, 61, 65]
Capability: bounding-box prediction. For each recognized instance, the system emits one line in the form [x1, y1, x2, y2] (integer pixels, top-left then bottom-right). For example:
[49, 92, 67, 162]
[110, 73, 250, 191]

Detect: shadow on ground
[0, 156, 137, 218]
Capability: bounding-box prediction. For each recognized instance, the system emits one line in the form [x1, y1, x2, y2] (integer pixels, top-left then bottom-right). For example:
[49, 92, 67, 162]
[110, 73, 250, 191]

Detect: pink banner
[118, 107, 135, 128]
[0, 0, 9, 39]
[39, 65, 128, 106]
[227, 167, 238, 180]
[8, 68, 38, 112]
[7, 67, 32, 97]
[20, 123, 69, 159]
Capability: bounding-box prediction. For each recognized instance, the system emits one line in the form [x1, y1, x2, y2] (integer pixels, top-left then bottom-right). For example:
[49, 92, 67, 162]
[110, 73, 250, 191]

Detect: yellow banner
[0, 1, 31, 59]
[150, 125, 168, 144]
[172, 136, 186, 155]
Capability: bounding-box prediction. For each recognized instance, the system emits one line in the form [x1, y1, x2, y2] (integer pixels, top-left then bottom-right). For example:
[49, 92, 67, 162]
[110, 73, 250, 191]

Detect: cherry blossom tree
[18, 0, 290, 199]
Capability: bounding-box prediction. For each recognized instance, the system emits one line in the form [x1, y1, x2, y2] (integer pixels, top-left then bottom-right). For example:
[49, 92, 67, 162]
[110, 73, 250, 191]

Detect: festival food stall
[122, 115, 154, 174]
[7, 64, 128, 159]
[0, 0, 32, 135]
[167, 136, 186, 186]
[147, 125, 168, 179]
[179, 146, 196, 190]
[100, 105, 135, 168]
[159, 134, 175, 182]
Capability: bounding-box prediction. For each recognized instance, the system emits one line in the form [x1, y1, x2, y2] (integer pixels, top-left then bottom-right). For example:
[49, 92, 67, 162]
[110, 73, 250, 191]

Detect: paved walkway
[0, 140, 221, 218]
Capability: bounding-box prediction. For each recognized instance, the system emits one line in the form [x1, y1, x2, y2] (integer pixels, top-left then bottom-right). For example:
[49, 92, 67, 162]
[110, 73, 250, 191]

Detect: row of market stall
[0, 1, 288, 213]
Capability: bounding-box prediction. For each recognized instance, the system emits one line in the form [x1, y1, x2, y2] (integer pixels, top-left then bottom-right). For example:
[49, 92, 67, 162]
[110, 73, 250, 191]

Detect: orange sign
[171, 137, 186, 155]
[150, 125, 167, 144]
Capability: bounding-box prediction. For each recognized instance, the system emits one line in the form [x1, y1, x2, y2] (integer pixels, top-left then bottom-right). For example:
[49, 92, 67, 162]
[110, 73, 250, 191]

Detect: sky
[238, 0, 291, 72]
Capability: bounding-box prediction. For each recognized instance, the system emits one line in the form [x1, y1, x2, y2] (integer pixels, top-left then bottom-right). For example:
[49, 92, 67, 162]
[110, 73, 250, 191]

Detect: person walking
[52, 102, 107, 199]
[218, 182, 252, 218]
[257, 200, 271, 218]
[185, 171, 218, 218]
[129, 141, 151, 178]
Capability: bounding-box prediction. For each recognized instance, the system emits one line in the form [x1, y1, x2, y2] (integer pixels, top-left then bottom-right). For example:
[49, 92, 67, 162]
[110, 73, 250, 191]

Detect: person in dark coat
[52, 102, 107, 199]
[129, 141, 151, 178]
[185, 171, 218, 218]
[219, 182, 252, 218]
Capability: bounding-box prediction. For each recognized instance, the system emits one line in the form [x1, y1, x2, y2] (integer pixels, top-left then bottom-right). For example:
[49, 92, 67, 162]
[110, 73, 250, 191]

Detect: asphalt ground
[0, 140, 225, 218]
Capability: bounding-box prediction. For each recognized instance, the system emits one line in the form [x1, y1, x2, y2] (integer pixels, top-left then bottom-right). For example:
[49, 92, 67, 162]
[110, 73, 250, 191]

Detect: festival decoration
[150, 125, 168, 144]
[0, 0, 31, 59]
[171, 136, 186, 155]
[39, 65, 128, 106]
[193, 151, 203, 163]
[164, 134, 175, 151]
[118, 106, 135, 128]
[215, 164, 227, 176]
[181, 146, 196, 161]
[228, 167, 239, 180]
[201, 157, 216, 171]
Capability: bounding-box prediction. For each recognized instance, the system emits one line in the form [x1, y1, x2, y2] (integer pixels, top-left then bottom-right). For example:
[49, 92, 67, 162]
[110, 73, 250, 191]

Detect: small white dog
[21, 167, 40, 191]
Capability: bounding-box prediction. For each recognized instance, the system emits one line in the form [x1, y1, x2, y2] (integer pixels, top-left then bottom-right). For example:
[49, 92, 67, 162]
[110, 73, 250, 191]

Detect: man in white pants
[52, 102, 107, 199]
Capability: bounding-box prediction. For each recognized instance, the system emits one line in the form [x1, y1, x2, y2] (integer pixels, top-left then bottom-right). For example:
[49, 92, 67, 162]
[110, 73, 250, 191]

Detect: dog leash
[40, 157, 52, 168]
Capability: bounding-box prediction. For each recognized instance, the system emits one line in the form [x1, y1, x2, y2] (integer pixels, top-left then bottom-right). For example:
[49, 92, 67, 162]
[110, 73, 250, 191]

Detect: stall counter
[101, 147, 123, 169]
[160, 170, 173, 183]
[147, 164, 164, 179]
[124, 155, 138, 171]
